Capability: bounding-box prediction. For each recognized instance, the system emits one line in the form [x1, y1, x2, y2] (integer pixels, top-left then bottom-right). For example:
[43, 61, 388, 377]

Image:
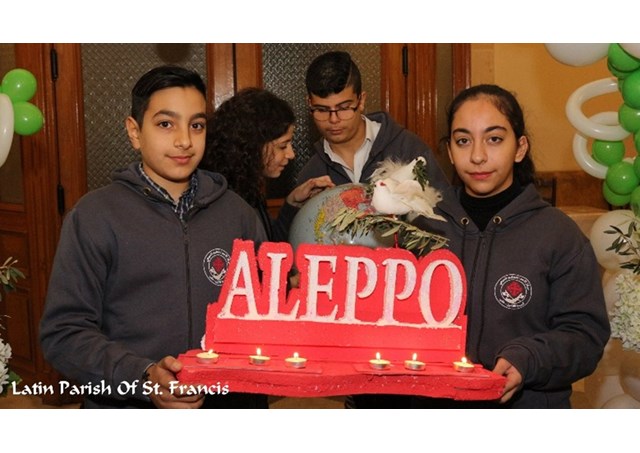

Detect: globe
[289, 183, 395, 252]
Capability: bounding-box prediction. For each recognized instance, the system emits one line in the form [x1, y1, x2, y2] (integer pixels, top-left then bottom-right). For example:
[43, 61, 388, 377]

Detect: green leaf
[606, 218, 640, 275]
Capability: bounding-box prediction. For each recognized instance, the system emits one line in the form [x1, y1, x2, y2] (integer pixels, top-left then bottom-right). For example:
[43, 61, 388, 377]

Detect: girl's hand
[286, 176, 335, 207]
[493, 357, 523, 403]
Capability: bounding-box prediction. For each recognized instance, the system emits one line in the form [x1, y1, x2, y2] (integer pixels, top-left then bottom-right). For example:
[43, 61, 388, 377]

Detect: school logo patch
[203, 248, 231, 286]
[494, 273, 532, 310]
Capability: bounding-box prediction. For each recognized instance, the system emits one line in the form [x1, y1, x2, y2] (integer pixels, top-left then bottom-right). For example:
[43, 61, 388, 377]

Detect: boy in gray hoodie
[40, 65, 267, 409]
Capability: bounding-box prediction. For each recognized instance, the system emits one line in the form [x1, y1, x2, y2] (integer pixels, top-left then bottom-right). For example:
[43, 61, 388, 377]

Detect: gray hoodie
[414, 184, 610, 408]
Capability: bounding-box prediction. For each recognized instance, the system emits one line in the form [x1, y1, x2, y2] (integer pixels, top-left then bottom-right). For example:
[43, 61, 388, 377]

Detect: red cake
[177, 239, 505, 400]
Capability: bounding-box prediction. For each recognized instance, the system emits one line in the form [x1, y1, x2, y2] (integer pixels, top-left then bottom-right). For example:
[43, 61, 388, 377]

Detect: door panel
[80, 44, 208, 190]
[262, 43, 383, 199]
[0, 45, 24, 204]
[0, 212, 32, 373]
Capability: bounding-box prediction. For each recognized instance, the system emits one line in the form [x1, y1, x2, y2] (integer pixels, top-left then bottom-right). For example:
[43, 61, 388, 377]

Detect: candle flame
[376, 352, 381, 360]
[208, 349, 213, 354]
[293, 352, 299, 359]
[257, 348, 261, 356]
[461, 356, 468, 364]
[412, 353, 417, 361]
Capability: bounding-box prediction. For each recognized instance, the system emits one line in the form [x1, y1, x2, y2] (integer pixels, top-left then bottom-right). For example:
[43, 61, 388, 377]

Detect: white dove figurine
[370, 157, 445, 221]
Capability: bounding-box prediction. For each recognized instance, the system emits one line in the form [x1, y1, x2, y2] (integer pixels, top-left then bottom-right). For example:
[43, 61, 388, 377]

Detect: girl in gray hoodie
[414, 84, 610, 408]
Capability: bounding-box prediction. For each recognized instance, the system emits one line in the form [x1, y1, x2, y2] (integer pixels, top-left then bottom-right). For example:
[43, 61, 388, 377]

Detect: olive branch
[329, 207, 449, 256]
[0, 257, 25, 303]
[412, 157, 429, 191]
[606, 221, 640, 274]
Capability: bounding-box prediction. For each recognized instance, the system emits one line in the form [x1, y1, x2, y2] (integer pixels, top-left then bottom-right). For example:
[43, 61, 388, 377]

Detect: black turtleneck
[459, 181, 523, 231]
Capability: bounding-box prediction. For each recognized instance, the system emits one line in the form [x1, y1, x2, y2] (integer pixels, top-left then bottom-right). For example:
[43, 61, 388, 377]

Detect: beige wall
[471, 43, 628, 173]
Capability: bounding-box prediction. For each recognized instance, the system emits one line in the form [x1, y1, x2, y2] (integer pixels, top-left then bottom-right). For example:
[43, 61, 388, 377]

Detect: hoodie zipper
[139, 176, 197, 350]
[464, 216, 502, 361]
[181, 219, 193, 350]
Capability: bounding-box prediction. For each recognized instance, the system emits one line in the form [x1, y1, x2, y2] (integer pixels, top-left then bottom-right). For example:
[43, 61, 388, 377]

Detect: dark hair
[445, 84, 536, 186]
[200, 88, 295, 207]
[305, 51, 362, 98]
[131, 65, 206, 128]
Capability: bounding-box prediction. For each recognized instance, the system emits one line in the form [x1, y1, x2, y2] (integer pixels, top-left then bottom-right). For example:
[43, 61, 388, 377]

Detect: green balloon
[631, 186, 640, 217]
[622, 69, 640, 109]
[619, 103, 640, 133]
[13, 101, 44, 136]
[608, 60, 634, 80]
[603, 181, 632, 206]
[635, 132, 640, 154]
[606, 161, 639, 195]
[609, 44, 640, 73]
[592, 140, 626, 166]
[1, 68, 37, 103]
[634, 155, 640, 177]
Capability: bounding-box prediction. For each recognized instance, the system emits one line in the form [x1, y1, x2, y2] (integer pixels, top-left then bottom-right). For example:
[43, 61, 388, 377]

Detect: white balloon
[620, 350, 640, 402]
[545, 43, 609, 67]
[0, 93, 15, 169]
[566, 78, 631, 141]
[572, 111, 625, 179]
[620, 43, 640, 59]
[602, 393, 640, 408]
[589, 210, 636, 270]
[573, 132, 608, 179]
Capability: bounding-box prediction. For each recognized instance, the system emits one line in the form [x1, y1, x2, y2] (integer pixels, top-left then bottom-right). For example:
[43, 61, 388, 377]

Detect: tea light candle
[284, 352, 307, 369]
[249, 348, 270, 365]
[453, 356, 475, 373]
[404, 353, 425, 371]
[196, 349, 219, 364]
[369, 352, 390, 370]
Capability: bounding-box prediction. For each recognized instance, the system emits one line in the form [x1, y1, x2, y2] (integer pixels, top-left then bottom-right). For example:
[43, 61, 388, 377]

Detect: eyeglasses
[309, 96, 361, 122]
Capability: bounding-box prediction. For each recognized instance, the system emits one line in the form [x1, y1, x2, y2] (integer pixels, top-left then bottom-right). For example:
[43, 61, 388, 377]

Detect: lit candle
[196, 349, 219, 364]
[369, 352, 391, 370]
[249, 347, 270, 365]
[284, 352, 307, 369]
[404, 353, 426, 371]
[453, 356, 475, 373]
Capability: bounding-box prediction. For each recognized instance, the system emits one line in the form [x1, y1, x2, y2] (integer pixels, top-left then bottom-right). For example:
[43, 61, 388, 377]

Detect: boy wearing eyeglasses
[298, 51, 449, 409]
[298, 50, 449, 191]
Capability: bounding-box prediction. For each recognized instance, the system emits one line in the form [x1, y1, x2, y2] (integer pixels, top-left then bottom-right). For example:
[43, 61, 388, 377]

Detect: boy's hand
[493, 357, 523, 404]
[146, 356, 205, 409]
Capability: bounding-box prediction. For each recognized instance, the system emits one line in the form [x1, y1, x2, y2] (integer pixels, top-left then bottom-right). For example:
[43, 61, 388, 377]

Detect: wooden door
[0, 44, 61, 396]
[1, 44, 212, 403]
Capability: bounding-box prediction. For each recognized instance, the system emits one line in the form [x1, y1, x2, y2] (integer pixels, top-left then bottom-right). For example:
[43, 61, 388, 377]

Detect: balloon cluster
[546, 44, 640, 213]
[0, 68, 44, 168]
[546, 43, 640, 408]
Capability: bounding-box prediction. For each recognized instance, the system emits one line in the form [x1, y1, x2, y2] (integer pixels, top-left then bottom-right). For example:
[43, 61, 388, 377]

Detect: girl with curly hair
[201, 88, 333, 241]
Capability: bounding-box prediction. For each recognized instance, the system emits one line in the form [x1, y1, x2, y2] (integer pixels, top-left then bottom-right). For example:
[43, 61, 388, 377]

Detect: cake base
[177, 350, 505, 401]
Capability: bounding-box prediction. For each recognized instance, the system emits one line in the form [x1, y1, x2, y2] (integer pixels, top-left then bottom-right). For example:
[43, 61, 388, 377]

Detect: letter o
[418, 259, 463, 326]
